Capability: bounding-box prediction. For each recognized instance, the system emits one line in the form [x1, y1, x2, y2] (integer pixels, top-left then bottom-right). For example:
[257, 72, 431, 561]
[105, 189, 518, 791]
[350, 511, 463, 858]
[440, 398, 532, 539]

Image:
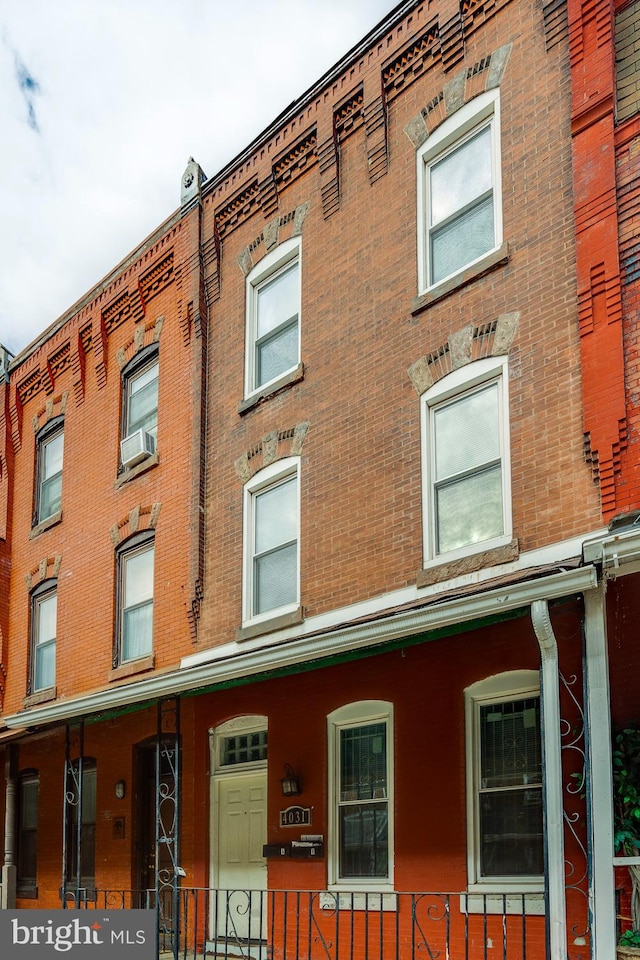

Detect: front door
[210, 718, 268, 944]
[215, 772, 267, 941]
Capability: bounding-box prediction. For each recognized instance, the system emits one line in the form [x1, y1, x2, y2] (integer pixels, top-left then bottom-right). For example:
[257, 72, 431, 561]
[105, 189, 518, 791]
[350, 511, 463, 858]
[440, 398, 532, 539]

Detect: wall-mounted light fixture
[280, 764, 301, 797]
[114, 780, 126, 800]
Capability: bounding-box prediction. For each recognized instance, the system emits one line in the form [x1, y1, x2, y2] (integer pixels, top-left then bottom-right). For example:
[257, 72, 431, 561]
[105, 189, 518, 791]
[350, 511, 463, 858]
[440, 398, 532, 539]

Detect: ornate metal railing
[74, 887, 546, 959]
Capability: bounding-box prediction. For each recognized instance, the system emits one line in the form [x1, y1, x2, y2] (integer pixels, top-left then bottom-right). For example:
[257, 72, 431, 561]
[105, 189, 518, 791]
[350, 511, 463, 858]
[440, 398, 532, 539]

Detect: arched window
[29, 579, 57, 694]
[465, 671, 543, 893]
[327, 701, 394, 890]
[33, 416, 64, 527]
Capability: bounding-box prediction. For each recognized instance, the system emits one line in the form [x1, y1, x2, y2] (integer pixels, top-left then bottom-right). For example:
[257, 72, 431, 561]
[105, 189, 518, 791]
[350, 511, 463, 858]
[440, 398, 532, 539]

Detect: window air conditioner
[120, 429, 155, 468]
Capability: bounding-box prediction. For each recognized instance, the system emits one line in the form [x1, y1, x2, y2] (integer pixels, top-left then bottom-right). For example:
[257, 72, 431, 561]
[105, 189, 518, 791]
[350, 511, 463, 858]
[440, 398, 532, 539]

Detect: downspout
[531, 599, 567, 960]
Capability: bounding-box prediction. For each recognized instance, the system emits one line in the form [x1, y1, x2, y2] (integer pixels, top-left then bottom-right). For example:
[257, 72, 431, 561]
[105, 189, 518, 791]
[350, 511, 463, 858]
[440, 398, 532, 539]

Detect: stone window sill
[23, 686, 56, 708]
[109, 654, 155, 682]
[30, 511, 62, 540]
[416, 539, 519, 588]
[239, 363, 304, 415]
[114, 453, 159, 490]
[236, 606, 304, 642]
[412, 242, 510, 316]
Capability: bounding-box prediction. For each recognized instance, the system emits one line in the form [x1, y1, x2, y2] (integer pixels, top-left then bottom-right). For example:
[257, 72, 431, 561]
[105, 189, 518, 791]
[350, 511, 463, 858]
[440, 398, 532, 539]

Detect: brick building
[0, 0, 637, 957]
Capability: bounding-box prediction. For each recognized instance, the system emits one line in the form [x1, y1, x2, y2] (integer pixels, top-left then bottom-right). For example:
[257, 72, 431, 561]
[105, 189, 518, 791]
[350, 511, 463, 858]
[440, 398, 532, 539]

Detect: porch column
[583, 585, 616, 959]
[531, 599, 567, 960]
[1, 745, 18, 908]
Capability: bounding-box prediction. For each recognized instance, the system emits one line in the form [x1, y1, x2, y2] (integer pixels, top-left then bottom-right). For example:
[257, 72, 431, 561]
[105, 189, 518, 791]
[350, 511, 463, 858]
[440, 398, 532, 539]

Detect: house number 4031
[280, 805, 311, 827]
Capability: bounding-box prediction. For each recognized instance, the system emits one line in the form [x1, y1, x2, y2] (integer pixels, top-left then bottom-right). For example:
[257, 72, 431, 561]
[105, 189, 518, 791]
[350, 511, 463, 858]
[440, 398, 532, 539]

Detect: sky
[0, 0, 395, 359]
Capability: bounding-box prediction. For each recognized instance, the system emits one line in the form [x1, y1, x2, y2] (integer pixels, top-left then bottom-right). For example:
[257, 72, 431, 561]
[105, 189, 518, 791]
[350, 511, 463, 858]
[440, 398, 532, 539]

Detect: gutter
[2, 564, 597, 729]
[583, 525, 640, 578]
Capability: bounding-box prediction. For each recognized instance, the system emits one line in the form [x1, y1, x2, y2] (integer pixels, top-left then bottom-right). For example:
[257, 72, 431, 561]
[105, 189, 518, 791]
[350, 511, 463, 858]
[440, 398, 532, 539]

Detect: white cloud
[0, 0, 394, 357]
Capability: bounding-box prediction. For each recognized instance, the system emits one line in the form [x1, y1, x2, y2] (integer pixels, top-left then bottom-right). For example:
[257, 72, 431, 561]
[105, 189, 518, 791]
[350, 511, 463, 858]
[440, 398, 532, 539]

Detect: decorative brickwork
[235, 424, 309, 483]
[407, 314, 519, 395]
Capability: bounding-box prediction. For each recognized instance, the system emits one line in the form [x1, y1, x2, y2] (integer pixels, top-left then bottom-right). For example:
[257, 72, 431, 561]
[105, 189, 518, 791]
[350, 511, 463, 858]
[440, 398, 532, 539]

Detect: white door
[215, 772, 267, 940]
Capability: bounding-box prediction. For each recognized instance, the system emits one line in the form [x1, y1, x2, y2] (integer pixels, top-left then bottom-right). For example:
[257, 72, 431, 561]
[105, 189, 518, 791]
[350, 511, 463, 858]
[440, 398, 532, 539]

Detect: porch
[72, 887, 547, 959]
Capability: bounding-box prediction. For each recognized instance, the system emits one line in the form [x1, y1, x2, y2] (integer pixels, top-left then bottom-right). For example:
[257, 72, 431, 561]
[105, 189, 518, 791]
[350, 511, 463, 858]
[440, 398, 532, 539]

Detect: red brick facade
[0, 0, 637, 956]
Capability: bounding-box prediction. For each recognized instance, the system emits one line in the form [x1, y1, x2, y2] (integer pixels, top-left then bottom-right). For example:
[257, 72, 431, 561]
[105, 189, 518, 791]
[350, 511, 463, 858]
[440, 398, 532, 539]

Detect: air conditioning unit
[120, 429, 155, 468]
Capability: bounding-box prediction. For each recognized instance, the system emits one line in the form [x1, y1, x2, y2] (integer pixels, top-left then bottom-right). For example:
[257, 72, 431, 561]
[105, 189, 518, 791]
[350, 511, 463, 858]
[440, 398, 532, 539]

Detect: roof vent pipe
[531, 599, 567, 960]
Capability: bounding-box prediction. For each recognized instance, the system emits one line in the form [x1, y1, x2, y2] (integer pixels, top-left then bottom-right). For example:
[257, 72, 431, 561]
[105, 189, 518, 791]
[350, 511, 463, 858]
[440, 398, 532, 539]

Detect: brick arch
[237, 202, 310, 278]
[235, 422, 309, 484]
[108, 502, 162, 547]
[24, 554, 62, 593]
[404, 43, 513, 150]
[31, 391, 69, 436]
[407, 313, 519, 396]
[115, 315, 164, 372]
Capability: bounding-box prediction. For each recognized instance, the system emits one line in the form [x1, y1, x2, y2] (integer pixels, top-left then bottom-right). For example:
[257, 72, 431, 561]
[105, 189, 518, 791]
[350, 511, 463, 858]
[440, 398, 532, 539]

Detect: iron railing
[69, 887, 547, 959]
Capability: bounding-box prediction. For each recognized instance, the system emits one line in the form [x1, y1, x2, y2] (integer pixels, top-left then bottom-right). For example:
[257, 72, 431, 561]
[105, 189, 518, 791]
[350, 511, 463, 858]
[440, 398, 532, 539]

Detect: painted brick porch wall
[7, 602, 587, 949]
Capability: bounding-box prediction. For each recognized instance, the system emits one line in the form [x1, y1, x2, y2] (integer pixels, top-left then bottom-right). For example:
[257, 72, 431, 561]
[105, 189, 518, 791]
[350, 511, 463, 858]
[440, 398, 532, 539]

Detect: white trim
[242, 457, 300, 627]
[583, 587, 617, 957]
[417, 89, 502, 295]
[244, 236, 301, 399]
[208, 717, 268, 898]
[4, 564, 598, 728]
[421, 356, 511, 566]
[209, 714, 268, 776]
[464, 671, 543, 896]
[531, 600, 567, 957]
[327, 701, 394, 891]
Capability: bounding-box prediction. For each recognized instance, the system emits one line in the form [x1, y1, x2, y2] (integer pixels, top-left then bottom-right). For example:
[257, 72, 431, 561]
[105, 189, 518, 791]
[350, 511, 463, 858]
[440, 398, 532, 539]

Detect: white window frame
[244, 237, 301, 399]
[242, 457, 300, 627]
[122, 351, 159, 447]
[117, 535, 155, 664]
[420, 355, 512, 566]
[35, 421, 64, 525]
[465, 671, 543, 896]
[327, 701, 394, 893]
[31, 582, 57, 693]
[417, 89, 502, 294]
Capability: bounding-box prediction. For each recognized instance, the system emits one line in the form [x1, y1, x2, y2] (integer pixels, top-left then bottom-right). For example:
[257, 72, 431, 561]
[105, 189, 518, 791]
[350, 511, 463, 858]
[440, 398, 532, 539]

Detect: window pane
[479, 788, 543, 877]
[35, 641, 55, 690]
[340, 724, 387, 800]
[339, 803, 388, 878]
[430, 125, 492, 225]
[122, 600, 153, 660]
[434, 383, 499, 481]
[125, 547, 154, 607]
[255, 542, 297, 614]
[21, 780, 39, 830]
[431, 195, 495, 285]
[37, 593, 57, 644]
[436, 465, 503, 553]
[480, 698, 541, 788]
[43, 432, 64, 478]
[127, 363, 158, 436]
[39, 473, 62, 519]
[255, 478, 297, 554]
[257, 318, 298, 386]
[257, 261, 298, 339]
[18, 831, 37, 883]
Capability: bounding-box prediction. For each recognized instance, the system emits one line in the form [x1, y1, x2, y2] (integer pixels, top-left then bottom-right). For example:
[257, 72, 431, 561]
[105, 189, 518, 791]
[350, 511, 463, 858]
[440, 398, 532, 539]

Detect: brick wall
[3, 208, 203, 714]
[196, 0, 601, 649]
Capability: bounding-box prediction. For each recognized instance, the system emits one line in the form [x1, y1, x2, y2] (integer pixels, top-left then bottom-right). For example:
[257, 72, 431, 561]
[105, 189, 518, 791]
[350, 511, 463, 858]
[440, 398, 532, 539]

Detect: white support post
[531, 599, 567, 960]
[584, 585, 616, 958]
[1, 747, 17, 909]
